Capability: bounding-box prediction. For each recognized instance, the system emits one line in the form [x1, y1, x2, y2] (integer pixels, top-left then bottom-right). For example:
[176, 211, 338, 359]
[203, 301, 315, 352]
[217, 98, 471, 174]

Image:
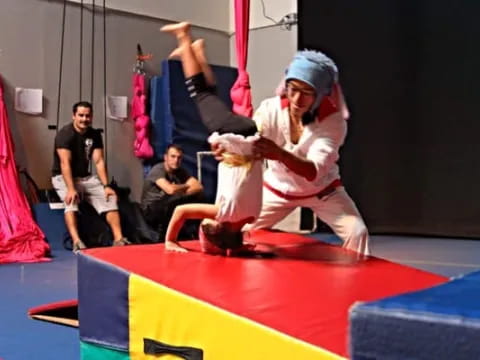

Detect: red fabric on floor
[28, 299, 78, 315]
[0, 75, 50, 264]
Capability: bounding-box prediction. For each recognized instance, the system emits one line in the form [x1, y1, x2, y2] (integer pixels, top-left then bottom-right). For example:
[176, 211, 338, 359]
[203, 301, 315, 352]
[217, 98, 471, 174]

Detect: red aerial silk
[131, 74, 153, 159]
[230, 0, 253, 118]
[0, 75, 50, 264]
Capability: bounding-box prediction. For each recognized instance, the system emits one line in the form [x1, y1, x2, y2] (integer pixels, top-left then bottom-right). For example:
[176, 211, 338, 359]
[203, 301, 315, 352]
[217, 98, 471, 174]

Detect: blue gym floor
[1, 233, 479, 360]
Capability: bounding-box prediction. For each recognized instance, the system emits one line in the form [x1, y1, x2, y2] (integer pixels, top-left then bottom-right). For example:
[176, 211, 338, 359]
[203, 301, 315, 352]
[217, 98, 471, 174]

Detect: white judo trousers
[252, 185, 370, 255]
[247, 88, 370, 255]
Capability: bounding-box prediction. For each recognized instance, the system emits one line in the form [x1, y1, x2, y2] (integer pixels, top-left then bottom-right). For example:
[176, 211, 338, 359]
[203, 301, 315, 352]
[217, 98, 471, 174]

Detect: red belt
[263, 179, 342, 201]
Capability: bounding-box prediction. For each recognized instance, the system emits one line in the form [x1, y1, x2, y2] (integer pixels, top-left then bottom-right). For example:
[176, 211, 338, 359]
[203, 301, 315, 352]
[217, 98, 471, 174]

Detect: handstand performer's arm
[165, 203, 218, 252]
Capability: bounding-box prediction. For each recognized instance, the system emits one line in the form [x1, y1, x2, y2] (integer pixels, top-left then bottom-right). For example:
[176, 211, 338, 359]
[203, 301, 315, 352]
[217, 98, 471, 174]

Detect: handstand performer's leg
[167, 37, 216, 90]
[167, 37, 216, 92]
[192, 39, 216, 89]
[161, 22, 257, 136]
[161, 22, 202, 80]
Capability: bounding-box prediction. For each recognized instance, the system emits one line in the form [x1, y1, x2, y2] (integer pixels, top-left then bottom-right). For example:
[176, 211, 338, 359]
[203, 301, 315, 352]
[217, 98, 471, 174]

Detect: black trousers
[187, 73, 258, 137]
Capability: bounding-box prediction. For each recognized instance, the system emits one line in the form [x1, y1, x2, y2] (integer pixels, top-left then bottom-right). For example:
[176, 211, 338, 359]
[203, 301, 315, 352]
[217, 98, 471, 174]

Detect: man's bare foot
[165, 241, 188, 253]
[160, 21, 191, 37]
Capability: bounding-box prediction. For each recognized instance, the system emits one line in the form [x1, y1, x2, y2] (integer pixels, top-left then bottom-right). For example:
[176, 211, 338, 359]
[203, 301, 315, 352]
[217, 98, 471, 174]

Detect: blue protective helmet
[285, 50, 338, 110]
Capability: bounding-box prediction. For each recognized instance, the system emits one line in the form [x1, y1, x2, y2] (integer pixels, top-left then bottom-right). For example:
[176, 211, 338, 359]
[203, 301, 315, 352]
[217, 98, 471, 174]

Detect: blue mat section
[350, 271, 480, 360]
[78, 253, 130, 351]
[149, 76, 169, 157]
[149, 59, 238, 202]
[32, 203, 67, 248]
[1, 248, 79, 360]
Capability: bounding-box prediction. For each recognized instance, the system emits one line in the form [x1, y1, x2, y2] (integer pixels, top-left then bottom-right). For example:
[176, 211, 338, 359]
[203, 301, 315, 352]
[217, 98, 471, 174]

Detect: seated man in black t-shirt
[51, 101, 129, 253]
[141, 144, 204, 241]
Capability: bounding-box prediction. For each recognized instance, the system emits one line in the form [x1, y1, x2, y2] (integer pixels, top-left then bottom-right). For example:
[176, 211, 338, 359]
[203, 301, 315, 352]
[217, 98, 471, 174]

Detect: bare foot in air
[160, 21, 191, 37]
[192, 38, 205, 55]
[167, 32, 203, 58]
[168, 47, 182, 59]
[165, 241, 188, 253]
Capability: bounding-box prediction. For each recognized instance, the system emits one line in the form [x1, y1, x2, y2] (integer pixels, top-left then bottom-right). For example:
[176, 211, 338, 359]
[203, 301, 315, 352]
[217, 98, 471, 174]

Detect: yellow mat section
[129, 274, 344, 360]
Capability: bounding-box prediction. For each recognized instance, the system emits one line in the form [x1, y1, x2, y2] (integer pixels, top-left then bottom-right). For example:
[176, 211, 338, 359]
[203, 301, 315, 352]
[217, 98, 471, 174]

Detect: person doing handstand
[160, 21, 262, 254]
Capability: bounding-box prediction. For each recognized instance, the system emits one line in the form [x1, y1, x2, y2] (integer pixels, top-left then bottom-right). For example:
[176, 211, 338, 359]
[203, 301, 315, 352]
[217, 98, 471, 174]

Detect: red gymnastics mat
[78, 230, 447, 359]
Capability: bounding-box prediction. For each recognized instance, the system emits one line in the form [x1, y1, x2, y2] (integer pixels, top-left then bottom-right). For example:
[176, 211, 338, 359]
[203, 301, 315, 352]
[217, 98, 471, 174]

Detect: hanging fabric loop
[102, 0, 108, 165]
[79, 0, 84, 98]
[55, 0, 68, 133]
[230, 0, 253, 117]
[90, 0, 95, 104]
[131, 72, 153, 159]
[231, 70, 253, 117]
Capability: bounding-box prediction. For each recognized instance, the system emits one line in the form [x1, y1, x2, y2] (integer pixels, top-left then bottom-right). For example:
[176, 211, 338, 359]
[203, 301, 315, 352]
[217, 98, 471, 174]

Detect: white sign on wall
[15, 88, 43, 115]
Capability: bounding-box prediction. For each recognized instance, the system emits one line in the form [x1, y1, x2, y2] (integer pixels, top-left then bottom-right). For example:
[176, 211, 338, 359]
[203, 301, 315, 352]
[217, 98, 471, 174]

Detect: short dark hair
[200, 223, 244, 250]
[165, 144, 183, 155]
[72, 101, 93, 114]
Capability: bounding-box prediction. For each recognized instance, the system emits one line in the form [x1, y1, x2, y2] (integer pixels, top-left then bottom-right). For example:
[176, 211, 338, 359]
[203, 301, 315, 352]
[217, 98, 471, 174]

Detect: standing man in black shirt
[141, 144, 204, 241]
[51, 101, 129, 253]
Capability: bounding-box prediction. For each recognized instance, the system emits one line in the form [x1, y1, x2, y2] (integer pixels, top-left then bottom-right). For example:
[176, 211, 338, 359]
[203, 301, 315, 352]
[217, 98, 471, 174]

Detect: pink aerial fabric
[230, 0, 253, 117]
[0, 75, 50, 264]
[131, 74, 153, 159]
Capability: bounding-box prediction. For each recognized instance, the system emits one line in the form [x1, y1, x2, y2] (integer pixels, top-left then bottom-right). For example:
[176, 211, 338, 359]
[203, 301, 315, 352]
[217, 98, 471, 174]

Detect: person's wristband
[103, 184, 111, 189]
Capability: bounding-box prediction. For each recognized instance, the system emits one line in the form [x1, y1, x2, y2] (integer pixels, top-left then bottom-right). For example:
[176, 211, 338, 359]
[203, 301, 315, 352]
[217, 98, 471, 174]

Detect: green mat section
[81, 341, 129, 360]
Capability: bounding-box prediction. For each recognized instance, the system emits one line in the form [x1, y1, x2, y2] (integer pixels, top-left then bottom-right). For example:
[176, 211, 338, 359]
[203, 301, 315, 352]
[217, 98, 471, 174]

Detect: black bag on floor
[109, 182, 160, 244]
[63, 201, 113, 250]
[118, 200, 160, 244]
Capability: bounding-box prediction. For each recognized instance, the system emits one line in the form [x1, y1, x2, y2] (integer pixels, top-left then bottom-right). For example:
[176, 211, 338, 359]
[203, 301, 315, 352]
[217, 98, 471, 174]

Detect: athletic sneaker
[113, 237, 131, 246]
[73, 240, 87, 254]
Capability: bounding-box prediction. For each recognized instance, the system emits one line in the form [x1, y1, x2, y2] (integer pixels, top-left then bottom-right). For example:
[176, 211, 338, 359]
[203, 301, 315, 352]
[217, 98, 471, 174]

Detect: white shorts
[51, 175, 118, 214]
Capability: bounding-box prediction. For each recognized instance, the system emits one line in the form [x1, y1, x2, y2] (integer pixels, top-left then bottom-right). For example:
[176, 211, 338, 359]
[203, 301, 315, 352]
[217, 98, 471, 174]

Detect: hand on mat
[253, 137, 284, 161]
[104, 186, 116, 201]
[165, 241, 188, 253]
[65, 189, 79, 205]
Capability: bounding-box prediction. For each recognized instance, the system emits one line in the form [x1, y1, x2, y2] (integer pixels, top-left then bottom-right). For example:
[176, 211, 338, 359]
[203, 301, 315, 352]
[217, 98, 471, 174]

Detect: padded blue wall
[150, 60, 238, 202]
